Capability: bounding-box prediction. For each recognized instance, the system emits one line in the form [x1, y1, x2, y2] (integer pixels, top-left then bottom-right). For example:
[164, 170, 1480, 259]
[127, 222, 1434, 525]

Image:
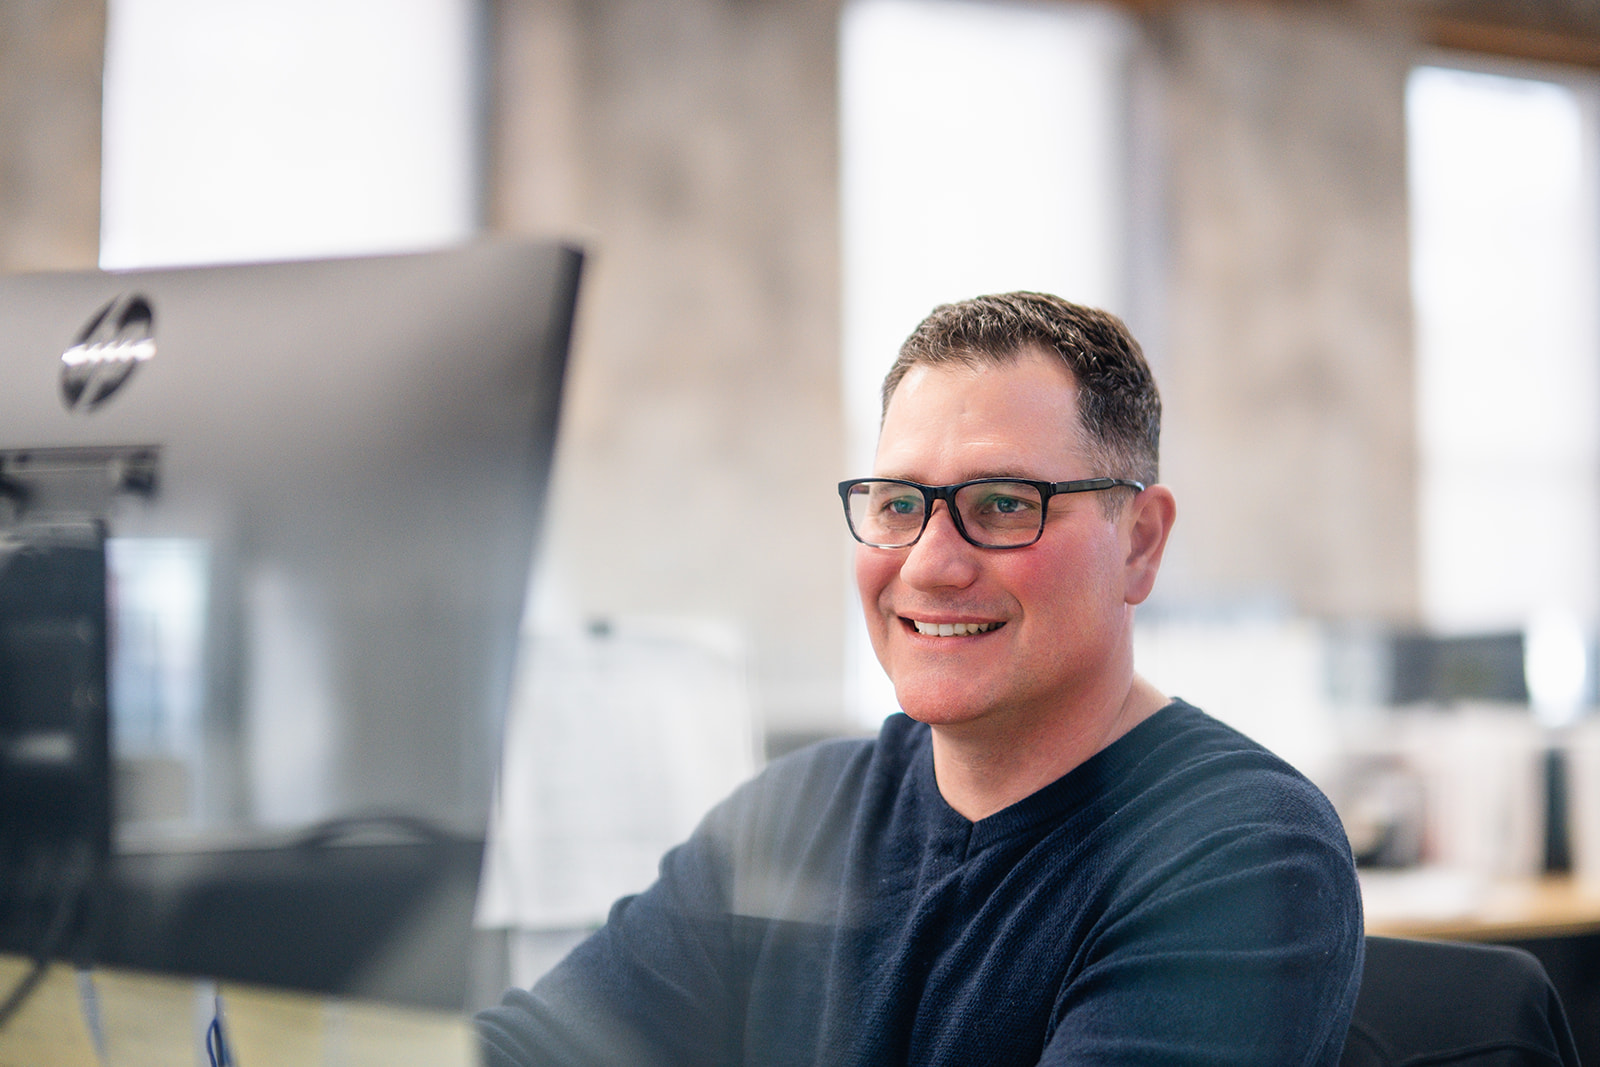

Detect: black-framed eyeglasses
[838, 476, 1145, 549]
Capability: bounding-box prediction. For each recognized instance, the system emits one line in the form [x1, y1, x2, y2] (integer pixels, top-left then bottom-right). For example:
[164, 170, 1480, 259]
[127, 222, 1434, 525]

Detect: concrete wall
[0, 0, 104, 272]
[1152, 1, 1421, 623]
[0, 0, 1477, 729]
[487, 0, 848, 734]
[484, 0, 1428, 745]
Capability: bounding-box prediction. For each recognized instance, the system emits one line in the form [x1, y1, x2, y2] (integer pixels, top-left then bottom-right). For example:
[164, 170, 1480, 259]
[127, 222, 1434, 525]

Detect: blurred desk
[0, 956, 478, 1067]
[1362, 870, 1600, 942]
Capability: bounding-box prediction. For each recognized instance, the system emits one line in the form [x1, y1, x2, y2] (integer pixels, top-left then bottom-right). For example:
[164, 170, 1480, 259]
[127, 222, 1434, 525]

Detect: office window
[99, 0, 481, 819]
[100, 0, 479, 268]
[839, 0, 1138, 722]
[1408, 64, 1600, 653]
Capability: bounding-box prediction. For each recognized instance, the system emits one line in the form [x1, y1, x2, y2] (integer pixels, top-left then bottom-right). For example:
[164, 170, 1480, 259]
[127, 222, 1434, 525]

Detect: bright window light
[840, 0, 1136, 723]
[100, 0, 479, 268]
[1408, 64, 1600, 635]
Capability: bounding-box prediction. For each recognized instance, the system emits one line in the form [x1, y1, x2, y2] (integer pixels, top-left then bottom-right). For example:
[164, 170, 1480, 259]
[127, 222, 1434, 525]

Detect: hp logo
[60, 294, 156, 413]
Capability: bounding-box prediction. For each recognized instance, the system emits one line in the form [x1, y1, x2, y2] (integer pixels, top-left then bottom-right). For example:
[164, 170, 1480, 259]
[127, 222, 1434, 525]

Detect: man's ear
[1123, 485, 1175, 606]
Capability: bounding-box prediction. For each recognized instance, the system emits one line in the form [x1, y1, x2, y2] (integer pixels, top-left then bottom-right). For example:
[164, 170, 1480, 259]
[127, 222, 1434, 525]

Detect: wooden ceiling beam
[1421, 13, 1600, 69]
[1094, 0, 1600, 70]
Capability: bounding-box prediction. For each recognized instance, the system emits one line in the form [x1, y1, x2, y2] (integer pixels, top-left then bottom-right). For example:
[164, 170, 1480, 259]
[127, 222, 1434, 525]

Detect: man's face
[856, 352, 1151, 732]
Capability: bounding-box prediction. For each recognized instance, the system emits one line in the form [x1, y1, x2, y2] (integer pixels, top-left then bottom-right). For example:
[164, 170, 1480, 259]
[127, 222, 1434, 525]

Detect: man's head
[853, 294, 1175, 740]
[882, 292, 1160, 489]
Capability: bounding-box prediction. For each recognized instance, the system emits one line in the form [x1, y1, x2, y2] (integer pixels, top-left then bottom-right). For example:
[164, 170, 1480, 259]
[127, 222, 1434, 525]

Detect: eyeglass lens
[845, 480, 1045, 548]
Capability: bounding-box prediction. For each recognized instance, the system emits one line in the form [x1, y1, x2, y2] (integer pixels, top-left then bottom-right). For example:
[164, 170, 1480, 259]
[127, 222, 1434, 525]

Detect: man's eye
[974, 493, 1034, 515]
[883, 496, 921, 516]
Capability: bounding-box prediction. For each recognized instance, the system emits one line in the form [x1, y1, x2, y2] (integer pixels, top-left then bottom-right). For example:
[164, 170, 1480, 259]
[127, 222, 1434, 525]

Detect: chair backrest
[1341, 936, 1582, 1066]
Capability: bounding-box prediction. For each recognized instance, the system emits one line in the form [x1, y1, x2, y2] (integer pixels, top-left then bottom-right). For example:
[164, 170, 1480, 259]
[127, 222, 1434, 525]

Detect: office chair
[1341, 936, 1582, 1066]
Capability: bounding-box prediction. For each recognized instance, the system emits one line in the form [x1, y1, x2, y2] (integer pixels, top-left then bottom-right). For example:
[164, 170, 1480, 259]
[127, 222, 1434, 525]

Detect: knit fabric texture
[478, 700, 1364, 1066]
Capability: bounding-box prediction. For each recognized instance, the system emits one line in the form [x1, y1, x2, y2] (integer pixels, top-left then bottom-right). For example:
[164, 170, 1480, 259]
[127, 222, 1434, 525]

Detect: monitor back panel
[0, 241, 580, 1006]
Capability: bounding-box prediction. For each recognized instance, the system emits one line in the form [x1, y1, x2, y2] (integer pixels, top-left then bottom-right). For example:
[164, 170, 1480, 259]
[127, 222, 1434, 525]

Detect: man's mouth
[908, 619, 1002, 637]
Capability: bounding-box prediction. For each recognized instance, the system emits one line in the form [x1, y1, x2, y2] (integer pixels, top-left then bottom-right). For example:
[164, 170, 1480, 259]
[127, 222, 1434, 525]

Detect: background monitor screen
[0, 240, 581, 1008]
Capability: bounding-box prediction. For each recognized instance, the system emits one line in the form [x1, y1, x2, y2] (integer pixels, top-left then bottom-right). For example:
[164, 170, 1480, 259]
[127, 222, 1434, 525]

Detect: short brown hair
[883, 292, 1160, 485]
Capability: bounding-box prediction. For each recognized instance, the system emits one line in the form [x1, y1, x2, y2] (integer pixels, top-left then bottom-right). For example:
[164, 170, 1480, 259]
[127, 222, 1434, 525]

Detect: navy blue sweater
[478, 701, 1364, 1066]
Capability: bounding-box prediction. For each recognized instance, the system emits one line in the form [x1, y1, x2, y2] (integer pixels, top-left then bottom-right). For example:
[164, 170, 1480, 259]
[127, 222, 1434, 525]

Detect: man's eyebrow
[964, 470, 1048, 482]
[872, 470, 1053, 484]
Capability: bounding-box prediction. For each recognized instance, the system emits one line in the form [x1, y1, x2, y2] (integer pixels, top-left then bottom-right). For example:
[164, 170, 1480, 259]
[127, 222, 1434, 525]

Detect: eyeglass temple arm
[1049, 478, 1145, 494]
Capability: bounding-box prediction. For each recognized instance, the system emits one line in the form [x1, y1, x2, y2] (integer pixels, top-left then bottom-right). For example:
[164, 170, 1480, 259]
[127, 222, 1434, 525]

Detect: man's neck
[928, 673, 1169, 822]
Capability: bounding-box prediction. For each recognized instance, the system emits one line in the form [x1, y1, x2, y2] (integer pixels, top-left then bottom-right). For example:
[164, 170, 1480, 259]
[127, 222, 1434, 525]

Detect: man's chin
[890, 686, 995, 728]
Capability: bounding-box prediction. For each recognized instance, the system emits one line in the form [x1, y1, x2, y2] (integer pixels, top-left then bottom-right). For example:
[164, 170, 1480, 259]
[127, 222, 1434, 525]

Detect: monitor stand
[1, 448, 144, 1019]
[0, 520, 111, 976]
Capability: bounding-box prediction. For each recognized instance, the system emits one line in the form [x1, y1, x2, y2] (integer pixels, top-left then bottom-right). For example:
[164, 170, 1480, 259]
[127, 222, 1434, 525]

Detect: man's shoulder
[1119, 699, 1322, 790]
[699, 714, 936, 856]
[1130, 697, 1272, 752]
[1095, 700, 1354, 861]
[751, 714, 927, 802]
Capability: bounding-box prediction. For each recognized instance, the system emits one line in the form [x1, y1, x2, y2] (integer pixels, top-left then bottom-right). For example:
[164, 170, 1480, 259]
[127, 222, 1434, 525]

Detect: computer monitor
[0, 240, 581, 1009]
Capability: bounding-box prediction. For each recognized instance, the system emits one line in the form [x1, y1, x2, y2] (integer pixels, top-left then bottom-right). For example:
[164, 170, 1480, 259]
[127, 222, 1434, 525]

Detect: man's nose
[898, 502, 980, 589]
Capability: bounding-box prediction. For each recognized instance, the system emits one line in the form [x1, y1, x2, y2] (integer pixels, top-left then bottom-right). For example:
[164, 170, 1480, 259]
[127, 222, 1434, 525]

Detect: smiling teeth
[913, 620, 997, 637]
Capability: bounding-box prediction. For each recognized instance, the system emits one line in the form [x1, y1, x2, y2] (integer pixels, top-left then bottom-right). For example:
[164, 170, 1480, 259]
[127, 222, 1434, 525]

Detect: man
[478, 293, 1364, 1065]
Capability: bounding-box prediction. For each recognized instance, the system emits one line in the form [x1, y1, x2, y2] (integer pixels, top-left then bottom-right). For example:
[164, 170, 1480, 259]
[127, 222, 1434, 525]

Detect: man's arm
[1038, 782, 1365, 1066]
[476, 801, 751, 1067]
[475, 740, 870, 1067]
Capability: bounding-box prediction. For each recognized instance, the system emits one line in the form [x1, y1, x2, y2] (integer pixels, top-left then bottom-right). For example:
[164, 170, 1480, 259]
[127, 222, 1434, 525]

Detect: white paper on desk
[1393, 706, 1545, 879]
[1358, 866, 1486, 926]
[1563, 719, 1600, 889]
[477, 619, 759, 930]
